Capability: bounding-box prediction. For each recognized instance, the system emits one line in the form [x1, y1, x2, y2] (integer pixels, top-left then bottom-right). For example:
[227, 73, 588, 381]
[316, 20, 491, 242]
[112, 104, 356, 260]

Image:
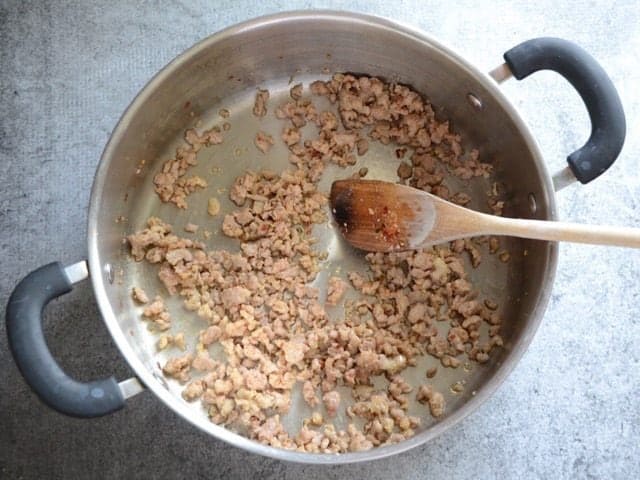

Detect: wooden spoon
[330, 179, 640, 252]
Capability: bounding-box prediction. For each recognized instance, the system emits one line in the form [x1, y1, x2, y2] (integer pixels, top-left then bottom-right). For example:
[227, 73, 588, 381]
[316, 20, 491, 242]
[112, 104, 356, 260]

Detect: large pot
[6, 11, 625, 464]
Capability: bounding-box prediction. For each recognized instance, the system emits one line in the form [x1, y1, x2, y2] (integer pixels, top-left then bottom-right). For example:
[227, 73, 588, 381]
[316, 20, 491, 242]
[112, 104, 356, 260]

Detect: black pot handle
[504, 37, 626, 184]
[6, 262, 125, 417]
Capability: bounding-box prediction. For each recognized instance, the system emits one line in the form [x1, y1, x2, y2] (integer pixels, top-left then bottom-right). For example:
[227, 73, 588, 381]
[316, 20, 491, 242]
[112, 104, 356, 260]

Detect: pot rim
[88, 10, 558, 464]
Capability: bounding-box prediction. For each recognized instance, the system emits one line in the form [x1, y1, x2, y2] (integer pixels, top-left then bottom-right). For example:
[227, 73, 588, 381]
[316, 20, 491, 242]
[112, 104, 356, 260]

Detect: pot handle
[503, 37, 626, 184]
[6, 261, 126, 417]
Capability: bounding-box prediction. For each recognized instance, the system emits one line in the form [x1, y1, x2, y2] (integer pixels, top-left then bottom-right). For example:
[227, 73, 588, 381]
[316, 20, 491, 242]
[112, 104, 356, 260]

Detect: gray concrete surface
[1, 1, 639, 479]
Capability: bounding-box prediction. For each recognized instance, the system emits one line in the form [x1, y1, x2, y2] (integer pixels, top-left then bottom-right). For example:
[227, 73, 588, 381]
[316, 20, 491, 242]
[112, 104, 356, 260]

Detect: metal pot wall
[5, 11, 625, 464]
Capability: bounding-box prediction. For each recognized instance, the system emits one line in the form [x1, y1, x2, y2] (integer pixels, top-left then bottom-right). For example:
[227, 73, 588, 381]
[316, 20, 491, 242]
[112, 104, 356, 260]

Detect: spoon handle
[490, 216, 640, 248]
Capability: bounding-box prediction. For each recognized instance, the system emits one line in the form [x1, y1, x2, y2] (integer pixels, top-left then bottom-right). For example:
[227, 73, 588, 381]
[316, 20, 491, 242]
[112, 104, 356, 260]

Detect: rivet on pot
[528, 193, 537, 214]
[105, 263, 114, 284]
[466, 93, 483, 111]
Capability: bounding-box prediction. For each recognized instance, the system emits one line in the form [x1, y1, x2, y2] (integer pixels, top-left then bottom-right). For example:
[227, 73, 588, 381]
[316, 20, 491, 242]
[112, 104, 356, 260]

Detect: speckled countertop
[1, 1, 639, 479]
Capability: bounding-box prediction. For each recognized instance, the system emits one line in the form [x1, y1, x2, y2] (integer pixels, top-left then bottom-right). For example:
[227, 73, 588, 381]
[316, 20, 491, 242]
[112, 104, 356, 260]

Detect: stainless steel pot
[6, 11, 625, 464]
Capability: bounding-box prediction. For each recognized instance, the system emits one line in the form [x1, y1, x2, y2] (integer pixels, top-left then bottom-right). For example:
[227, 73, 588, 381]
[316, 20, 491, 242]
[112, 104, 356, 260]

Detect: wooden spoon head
[330, 179, 436, 252]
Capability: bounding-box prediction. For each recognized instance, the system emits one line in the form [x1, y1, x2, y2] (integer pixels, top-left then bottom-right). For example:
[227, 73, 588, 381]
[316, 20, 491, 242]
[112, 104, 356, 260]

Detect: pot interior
[89, 12, 557, 462]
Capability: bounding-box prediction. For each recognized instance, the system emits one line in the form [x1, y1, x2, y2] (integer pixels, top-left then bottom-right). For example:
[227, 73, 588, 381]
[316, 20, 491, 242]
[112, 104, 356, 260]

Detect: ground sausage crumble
[128, 74, 506, 453]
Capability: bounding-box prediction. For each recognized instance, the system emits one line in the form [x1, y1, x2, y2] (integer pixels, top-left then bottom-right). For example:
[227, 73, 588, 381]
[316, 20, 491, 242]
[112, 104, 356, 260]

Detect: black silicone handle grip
[504, 37, 626, 184]
[6, 262, 124, 417]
